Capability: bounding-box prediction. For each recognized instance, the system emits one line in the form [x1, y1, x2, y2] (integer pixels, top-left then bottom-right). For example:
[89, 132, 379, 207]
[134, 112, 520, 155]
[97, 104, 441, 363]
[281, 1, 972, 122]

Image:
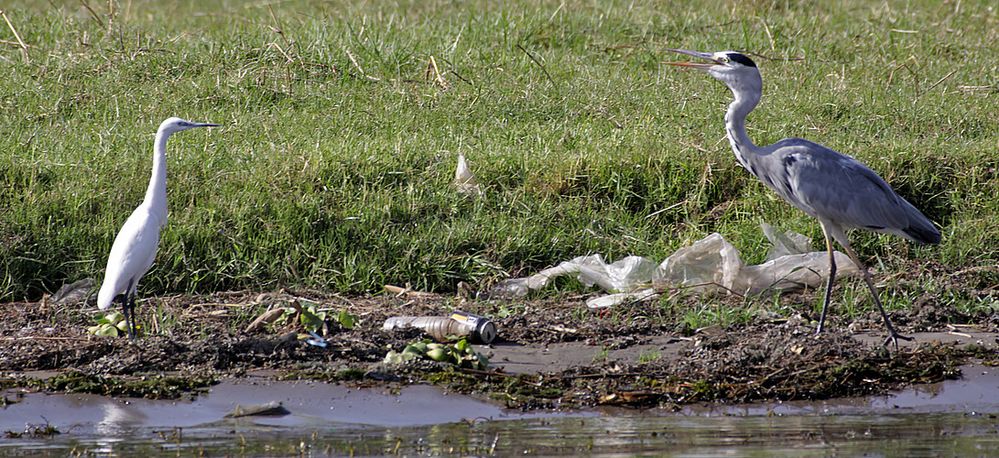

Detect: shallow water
[1, 365, 997, 456]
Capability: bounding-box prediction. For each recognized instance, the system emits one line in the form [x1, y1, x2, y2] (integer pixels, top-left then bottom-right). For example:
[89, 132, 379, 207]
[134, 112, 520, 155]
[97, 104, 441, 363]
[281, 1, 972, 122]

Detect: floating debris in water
[225, 401, 290, 418]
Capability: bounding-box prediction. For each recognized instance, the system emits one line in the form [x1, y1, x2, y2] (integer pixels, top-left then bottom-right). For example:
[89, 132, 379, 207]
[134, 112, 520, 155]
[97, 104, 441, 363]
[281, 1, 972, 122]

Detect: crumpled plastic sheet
[454, 153, 483, 197]
[487, 223, 860, 308]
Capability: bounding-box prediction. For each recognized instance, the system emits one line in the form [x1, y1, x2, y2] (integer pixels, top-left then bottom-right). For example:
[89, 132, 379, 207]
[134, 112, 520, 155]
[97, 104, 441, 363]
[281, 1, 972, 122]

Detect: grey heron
[666, 49, 940, 347]
[97, 117, 219, 339]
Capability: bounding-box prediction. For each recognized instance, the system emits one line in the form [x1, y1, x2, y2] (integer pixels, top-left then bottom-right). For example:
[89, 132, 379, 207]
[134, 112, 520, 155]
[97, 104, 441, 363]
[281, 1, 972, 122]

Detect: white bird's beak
[664, 48, 720, 69]
[193, 122, 220, 128]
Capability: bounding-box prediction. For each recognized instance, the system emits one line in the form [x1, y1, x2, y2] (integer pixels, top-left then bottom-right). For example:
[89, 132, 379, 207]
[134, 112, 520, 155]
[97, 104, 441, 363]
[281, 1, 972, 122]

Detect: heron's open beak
[664, 48, 719, 69]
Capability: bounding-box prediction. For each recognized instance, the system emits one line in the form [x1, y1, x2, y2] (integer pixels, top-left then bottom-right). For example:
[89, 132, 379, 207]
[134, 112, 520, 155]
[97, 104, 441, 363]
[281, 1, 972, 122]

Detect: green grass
[2, 1, 997, 319]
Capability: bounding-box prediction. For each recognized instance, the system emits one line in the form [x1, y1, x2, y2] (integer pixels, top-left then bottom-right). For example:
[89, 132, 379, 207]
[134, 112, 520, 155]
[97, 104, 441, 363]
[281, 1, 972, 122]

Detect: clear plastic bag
[488, 255, 658, 299]
[761, 221, 812, 260]
[653, 233, 742, 293]
[454, 154, 482, 197]
[486, 223, 859, 305]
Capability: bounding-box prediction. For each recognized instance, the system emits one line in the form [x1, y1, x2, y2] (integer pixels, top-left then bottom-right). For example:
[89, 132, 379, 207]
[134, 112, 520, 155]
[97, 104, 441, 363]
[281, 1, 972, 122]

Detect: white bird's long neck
[724, 87, 762, 170]
[144, 130, 170, 224]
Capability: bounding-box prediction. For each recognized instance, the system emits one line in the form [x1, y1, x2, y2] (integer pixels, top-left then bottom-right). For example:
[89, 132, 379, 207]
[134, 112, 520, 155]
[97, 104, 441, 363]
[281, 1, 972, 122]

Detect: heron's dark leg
[816, 226, 837, 334]
[840, 244, 912, 349]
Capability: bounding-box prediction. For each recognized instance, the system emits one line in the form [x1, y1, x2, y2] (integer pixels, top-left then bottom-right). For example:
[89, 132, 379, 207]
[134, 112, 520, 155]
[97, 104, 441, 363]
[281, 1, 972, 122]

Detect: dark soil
[1, 278, 996, 409]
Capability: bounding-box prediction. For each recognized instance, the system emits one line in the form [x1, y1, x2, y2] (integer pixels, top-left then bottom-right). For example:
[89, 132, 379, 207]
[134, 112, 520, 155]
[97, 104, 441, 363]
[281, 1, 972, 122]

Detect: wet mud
[1, 287, 997, 411]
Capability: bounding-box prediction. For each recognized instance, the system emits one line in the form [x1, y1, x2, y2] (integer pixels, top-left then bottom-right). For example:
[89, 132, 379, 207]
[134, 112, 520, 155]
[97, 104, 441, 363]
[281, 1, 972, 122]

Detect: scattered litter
[945, 324, 973, 339]
[384, 311, 497, 344]
[50, 278, 94, 305]
[304, 331, 328, 348]
[487, 223, 859, 307]
[599, 391, 657, 406]
[224, 401, 290, 418]
[454, 153, 483, 197]
[585, 288, 658, 310]
[487, 255, 657, 299]
[384, 284, 436, 298]
[761, 222, 812, 259]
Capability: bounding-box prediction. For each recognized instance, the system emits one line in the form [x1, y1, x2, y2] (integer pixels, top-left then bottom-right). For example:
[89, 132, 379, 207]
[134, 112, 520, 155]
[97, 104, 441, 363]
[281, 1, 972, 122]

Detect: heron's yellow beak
[664, 61, 715, 69]
[664, 48, 719, 69]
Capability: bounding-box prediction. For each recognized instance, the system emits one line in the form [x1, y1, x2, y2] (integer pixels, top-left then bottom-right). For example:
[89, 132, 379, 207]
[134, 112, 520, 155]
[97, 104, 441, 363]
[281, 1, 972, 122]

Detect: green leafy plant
[298, 305, 327, 333]
[335, 310, 356, 330]
[87, 312, 128, 337]
[384, 338, 489, 370]
[276, 304, 357, 334]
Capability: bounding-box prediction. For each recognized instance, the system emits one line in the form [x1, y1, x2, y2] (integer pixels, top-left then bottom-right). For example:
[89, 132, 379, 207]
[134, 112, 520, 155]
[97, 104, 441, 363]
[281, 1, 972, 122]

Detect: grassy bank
[1, 1, 996, 316]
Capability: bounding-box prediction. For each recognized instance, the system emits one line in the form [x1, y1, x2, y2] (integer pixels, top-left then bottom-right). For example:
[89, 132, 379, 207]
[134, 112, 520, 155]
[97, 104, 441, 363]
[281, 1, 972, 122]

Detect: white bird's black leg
[841, 244, 912, 350]
[115, 292, 132, 335]
[122, 279, 137, 340]
[120, 293, 134, 340]
[126, 292, 138, 339]
[115, 293, 131, 338]
[816, 227, 837, 335]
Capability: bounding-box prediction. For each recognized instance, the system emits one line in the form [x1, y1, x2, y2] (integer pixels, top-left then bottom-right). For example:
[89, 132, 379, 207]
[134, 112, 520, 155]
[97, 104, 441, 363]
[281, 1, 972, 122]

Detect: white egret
[666, 49, 940, 347]
[96, 117, 218, 339]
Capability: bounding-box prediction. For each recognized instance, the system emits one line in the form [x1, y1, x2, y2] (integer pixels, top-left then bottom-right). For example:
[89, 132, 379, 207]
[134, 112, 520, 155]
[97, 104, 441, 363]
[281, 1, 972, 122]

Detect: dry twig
[0, 10, 29, 62]
[424, 55, 449, 89]
[517, 43, 556, 86]
[78, 0, 104, 28]
[345, 48, 379, 82]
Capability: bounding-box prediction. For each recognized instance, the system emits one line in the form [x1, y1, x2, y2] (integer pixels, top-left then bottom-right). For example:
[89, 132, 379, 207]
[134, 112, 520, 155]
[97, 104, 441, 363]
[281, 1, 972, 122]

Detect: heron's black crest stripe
[865, 225, 885, 230]
[727, 53, 757, 68]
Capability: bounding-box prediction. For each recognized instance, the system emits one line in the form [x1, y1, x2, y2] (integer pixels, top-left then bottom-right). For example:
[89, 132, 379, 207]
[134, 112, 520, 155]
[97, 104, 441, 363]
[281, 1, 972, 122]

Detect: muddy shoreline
[2, 289, 997, 411]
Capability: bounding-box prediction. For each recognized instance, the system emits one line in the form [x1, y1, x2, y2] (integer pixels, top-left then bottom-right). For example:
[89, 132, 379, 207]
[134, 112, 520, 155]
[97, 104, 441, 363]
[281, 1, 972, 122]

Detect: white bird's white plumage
[96, 203, 164, 310]
[667, 49, 940, 347]
[96, 117, 218, 337]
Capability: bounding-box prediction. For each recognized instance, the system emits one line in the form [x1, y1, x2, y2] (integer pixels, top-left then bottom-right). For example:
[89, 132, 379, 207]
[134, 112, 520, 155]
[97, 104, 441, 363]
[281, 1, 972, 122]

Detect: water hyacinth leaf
[95, 323, 118, 337]
[298, 307, 325, 332]
[336, 310, 357, 329]
[383, 350, 419, 365]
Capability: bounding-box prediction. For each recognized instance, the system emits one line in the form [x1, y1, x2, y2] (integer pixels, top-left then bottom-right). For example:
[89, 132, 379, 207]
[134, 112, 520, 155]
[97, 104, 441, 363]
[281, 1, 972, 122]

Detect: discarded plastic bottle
[382, 311, 497, 344]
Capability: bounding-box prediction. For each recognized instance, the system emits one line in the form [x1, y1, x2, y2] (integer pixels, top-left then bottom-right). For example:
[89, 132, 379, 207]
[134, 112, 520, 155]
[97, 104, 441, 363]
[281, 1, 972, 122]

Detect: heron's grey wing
[784, 147, 911, 232]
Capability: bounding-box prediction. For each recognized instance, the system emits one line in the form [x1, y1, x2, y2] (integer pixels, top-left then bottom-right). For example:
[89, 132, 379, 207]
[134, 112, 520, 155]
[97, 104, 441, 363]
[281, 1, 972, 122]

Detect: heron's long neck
[143, 130, 170, 224]
[724, 87, 761, 170]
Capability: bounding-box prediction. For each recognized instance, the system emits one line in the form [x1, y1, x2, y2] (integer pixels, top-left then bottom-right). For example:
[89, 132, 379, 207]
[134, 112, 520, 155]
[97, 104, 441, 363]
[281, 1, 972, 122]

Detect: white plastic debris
[304, 331, 328, 348]
[655, 233, 742, 294]
[50, 278, 95, 305]
[760, 221, 812, 260]
[454, 153, 482, 197]
[585, 288, 658, 310]
[487, 223, 860, 307]
[488, 254, 658, 299]
[738, 250, 855, 295]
